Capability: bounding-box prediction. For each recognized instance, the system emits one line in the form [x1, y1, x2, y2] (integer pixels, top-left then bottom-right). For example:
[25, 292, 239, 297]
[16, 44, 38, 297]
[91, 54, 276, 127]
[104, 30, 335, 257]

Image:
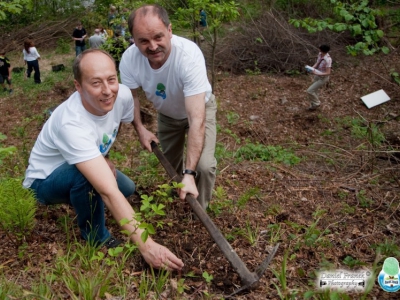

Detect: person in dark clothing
[0, 51, 13, 94]
[72, 21, 87, 56]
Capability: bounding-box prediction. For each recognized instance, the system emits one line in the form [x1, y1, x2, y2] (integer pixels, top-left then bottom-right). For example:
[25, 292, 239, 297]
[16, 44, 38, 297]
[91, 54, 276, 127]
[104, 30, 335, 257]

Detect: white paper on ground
[360, 89, 391, 109]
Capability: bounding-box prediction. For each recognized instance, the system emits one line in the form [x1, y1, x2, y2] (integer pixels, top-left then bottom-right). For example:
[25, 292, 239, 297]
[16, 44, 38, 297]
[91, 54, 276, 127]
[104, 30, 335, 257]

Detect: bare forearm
[185, 120, 205, 170]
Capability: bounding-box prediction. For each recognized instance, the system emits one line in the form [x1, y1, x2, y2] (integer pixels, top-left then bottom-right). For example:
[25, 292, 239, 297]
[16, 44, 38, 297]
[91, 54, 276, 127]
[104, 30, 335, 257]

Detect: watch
[182, 169, 197, 178]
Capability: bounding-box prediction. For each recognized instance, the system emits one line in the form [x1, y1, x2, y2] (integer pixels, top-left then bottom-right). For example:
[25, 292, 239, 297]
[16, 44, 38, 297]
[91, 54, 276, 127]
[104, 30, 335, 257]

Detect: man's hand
[137, 126, 159, 152]
[140, 238, 184, 271]
[104, 157, 116, 178]
[179, 174, 198, 200]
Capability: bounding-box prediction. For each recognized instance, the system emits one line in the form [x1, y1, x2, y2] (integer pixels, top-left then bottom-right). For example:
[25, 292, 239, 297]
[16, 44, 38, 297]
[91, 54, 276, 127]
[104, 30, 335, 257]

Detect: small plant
[343, 255, 365, 268]
[202, 271, 213, 284]
[237, 187, 259, 208]
[208, 186, 232, 216]
[272, 251, 299, 299]
[266, 223, 282, 244]
[134, 150, 164, 188]
[245, 60, 261, 75]
[390, 69, 400, 85]
[235, 143, 301, 165]
[0, 178, 37, 246]
[372, 239, 400, 257]
[357, 190, 373, 208]
[0, 133, 17, 165]
[226, 111, 240, 125]
[244, 220, 259, 246]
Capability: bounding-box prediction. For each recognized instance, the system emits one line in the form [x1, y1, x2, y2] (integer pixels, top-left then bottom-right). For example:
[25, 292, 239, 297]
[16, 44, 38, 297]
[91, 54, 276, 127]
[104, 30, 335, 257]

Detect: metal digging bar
[150, 141, 279, 296]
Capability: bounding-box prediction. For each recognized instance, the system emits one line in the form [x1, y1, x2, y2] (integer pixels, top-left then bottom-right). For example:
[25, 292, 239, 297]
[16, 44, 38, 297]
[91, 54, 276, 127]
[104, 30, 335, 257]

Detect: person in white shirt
[23, 49, 184, 271]
[120, 4, 217, 210]
[307, 44, 332, 110]
[22, 38, 41, 84]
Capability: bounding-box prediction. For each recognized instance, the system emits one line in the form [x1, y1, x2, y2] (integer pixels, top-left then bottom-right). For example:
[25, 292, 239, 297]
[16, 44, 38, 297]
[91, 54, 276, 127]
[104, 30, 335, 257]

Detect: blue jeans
[75, 45, 86, 56]
[30, 162, 135, 244]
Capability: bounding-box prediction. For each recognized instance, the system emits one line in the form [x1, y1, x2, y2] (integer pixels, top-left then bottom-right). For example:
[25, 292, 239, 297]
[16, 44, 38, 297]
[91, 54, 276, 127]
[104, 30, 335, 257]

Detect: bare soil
[0, 48, 400, 299]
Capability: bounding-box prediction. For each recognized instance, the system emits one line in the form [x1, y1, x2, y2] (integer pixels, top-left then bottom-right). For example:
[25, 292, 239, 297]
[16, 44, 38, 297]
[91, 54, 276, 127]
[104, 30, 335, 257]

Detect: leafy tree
[174, 0, 240, 90]
[289, 0, 389, 56]
[0, 0, 32, 21]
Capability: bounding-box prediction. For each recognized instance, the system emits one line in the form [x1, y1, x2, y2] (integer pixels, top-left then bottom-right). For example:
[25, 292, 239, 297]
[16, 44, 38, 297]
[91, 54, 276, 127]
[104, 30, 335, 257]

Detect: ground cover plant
[1, 4, 400, 300]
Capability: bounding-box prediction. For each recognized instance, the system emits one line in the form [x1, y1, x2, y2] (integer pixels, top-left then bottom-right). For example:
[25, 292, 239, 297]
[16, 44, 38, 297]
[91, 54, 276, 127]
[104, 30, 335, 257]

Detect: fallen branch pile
[0, 17, 79, 53]
[211, 9, 353, 74]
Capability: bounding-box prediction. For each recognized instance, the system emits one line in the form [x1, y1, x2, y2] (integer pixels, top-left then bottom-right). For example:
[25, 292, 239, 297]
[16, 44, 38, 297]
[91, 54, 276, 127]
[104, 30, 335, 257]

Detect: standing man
[72, 21, 87, 56]
[89, 29, 105, 49]
[23, 49, 184, 271]
[120, 4, 217, 210]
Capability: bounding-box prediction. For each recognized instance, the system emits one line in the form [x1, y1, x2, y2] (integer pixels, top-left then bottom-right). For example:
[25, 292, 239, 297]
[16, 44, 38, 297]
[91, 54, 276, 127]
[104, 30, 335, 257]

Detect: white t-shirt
[23, 47, 41, 61]
[23, 84, 134, 188]
[120, 35, 212, 120]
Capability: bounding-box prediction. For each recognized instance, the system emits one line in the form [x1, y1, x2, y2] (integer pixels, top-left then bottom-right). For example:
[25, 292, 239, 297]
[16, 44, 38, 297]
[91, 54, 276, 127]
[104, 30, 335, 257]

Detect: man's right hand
[139, 238, 184, 271]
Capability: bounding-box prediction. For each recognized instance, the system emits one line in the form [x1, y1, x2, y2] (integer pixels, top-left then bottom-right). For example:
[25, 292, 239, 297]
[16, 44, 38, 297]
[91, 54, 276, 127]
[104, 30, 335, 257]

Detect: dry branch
[0, 17, 79, 53]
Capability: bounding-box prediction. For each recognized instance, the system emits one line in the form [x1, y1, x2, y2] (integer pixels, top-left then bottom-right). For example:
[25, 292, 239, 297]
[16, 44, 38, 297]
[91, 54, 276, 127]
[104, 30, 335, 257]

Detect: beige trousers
[307, 75, 329, 106]
[157, 95, 217, 210]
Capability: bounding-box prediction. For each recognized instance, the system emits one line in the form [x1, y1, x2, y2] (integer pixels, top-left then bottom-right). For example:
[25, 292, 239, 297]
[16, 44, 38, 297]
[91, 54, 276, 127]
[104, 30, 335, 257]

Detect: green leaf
[381, 46, 390, 54]
[376, 29, 384, 38]
[147, 224, 156, 235]
[141, 230, 148, 243]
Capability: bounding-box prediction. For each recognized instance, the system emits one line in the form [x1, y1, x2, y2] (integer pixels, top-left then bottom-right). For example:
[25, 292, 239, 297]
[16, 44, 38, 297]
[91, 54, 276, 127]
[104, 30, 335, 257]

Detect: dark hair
[73, 49, 116, 84]
[319, 44, 330, 53]
[24, 39, 34, 54]
[128, 4, 170, 36]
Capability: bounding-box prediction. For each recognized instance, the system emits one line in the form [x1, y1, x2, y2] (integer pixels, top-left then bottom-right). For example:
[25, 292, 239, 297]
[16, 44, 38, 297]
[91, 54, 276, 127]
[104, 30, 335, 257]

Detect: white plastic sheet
[360, 89, 390, 109]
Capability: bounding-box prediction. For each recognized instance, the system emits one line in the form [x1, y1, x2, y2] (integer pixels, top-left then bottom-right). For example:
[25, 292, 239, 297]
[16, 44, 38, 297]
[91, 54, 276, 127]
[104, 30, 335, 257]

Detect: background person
[23, 49, 184, 271]
[89, 28, 105, 49]
[120, 4, 217, 210]
[306, 44, 332, 110]
[0, 50, 13, 94]
[72, 21, 87, 56]
[23, 38, 41, 84]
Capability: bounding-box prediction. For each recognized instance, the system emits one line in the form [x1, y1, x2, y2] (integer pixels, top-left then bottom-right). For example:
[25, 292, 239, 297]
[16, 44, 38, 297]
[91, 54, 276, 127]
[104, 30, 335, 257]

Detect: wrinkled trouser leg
[157, 95, 217, 210]
[31, 60, 41, 83]
[307, 76, 329, 107]
[30, 162, 135, 244]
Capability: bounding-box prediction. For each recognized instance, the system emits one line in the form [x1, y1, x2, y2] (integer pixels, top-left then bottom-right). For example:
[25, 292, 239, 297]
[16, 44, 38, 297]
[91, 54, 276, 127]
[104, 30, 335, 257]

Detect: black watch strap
[182, 169, 197, 178]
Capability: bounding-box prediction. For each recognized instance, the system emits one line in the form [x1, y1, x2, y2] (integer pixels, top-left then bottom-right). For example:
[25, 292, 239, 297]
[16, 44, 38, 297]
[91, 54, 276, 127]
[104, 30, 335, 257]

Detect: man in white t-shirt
[23, 49, 183, 271]
[120, 4, 217, 210]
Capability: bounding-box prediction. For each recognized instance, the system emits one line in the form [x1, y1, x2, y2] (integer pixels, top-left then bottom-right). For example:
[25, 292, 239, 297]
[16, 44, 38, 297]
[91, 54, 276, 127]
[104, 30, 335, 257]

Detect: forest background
[1, 0, 400, 299]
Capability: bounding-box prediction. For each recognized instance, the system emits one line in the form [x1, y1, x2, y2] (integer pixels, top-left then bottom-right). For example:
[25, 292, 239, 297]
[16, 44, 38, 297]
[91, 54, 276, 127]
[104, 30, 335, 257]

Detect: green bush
[0, 178, 37, 244]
